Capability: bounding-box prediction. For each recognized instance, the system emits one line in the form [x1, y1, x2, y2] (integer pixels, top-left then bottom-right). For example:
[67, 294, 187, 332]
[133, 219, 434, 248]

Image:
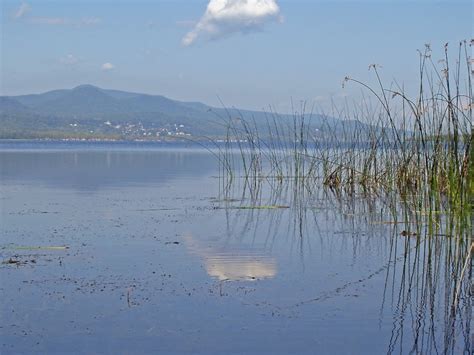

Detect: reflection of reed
[383, 232, 471, 354]
[217, 176, 472, 354]
[217, 178, 324, 265]
[327, 188, 472, 354]
[209, 42, 472, 353]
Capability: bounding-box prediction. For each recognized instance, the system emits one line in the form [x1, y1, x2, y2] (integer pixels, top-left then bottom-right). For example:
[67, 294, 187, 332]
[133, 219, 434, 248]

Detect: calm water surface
[0, 141, 469, 354]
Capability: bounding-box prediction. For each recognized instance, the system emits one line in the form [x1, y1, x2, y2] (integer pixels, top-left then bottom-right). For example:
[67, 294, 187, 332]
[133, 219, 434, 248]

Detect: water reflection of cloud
[206, 255, 277, 281]
[183, 234, 277, 281]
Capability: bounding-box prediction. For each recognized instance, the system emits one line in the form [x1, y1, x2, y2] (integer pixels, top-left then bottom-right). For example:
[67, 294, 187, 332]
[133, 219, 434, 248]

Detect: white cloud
[29, 16, 100, 26]
[182, 0, 281, 46]
[60, 54, 79, 65]
[14, 2, 31, 19]
[101, 62, 115, 71]
[12, 2, 100, 26]
[30, 17, 68, 25]
[80, 17, 101, 26]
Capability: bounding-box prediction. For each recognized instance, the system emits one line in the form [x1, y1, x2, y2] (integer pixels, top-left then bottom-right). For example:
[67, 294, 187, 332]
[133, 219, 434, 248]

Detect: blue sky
[1, 0, 471, 111]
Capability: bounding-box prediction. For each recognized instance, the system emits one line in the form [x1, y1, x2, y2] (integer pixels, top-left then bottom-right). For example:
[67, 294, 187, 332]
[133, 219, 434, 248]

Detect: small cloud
[28, 16, 101, 27]
[182, 0, 281, 46]
[80, 17, 101, 26]
[101, 62, 115, 71]
[30, 17, 68, 25]
[14, 2, 31, 19]
[60, 54, 79, 65]
[12, 3, 99, 27]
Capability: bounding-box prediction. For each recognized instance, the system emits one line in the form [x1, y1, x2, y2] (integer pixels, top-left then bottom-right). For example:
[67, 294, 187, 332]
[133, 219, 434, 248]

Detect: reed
[215, 42, 472, 229]
[213, 43, 472, 353]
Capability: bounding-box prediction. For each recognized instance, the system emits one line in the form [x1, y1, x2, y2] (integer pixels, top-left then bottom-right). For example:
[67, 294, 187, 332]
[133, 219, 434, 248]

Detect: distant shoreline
[0, 137, 206, 143]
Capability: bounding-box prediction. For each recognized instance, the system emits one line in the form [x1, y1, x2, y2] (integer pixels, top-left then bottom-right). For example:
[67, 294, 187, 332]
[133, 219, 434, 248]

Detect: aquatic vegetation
[214, 42, 472, 238]
[212, 177, 471, 353]
[216, 42, 472, 199]
[213, 42, 473, 354]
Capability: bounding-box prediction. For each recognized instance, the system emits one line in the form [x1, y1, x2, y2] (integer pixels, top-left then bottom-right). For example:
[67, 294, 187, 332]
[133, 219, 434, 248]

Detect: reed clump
[210, 43, 472, 355]
[215, 42, 472, 230]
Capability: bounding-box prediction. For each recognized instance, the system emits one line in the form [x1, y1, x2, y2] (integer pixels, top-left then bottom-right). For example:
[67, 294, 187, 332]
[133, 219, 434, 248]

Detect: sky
[1, 0, 472, 112]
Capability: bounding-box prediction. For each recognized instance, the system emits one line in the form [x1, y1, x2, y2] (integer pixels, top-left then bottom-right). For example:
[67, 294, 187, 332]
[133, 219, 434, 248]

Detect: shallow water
[0, 141, 470, 354]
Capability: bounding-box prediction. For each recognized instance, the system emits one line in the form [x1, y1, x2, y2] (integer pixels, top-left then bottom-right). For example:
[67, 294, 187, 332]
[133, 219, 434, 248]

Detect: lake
[0, 141, 470, 354]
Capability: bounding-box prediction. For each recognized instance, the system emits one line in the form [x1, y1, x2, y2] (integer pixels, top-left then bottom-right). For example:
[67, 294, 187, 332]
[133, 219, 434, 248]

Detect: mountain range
[0, 85, 352, 140]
